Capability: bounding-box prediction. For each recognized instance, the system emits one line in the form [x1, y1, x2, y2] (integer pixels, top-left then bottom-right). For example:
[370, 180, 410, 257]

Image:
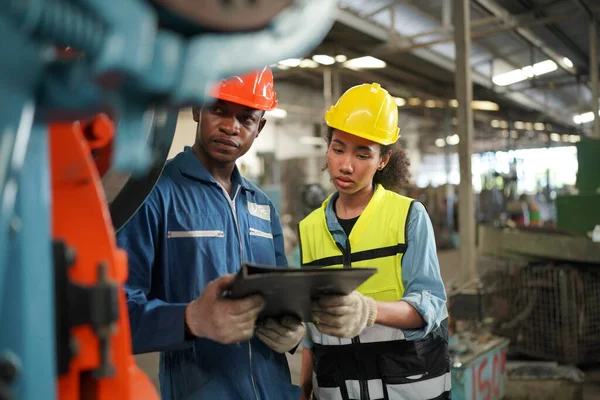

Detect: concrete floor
[134, 250, 600, 398]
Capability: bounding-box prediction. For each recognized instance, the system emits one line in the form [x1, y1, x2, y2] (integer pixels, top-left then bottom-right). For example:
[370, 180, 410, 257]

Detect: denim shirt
[305, 191, 447, 346]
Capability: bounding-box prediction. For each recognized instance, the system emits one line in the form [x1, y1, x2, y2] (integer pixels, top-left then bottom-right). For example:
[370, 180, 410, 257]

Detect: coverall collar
[177, 146, 254, 193]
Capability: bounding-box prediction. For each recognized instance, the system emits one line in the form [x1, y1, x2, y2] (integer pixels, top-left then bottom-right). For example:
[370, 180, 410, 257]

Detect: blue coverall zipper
[219, 184, 260, 400]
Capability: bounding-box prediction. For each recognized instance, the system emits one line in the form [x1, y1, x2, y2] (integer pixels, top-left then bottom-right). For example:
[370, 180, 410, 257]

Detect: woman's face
[327, 129, 389, 195]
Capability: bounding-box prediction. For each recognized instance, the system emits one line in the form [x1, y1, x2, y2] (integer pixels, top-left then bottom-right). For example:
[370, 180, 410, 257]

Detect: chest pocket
[247, 219, 276, 266]
[166, 213, 230, 283]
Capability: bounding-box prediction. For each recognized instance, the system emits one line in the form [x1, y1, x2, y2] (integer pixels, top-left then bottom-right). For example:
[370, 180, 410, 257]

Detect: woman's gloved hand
[311, 291, 377, 338]
[255, 316, 306, 353]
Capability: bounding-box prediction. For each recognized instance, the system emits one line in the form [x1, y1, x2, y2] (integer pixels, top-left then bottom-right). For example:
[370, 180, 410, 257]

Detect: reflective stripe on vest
[313, 373, 452, 400]
[298, 184, 413, 302]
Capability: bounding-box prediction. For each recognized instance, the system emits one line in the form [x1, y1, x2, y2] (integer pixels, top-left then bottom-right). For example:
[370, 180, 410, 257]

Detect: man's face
[193, 100, 266, 164]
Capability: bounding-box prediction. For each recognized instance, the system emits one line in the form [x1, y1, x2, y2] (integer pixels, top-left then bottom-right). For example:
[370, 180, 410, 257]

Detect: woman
[298, 83, 450, 400]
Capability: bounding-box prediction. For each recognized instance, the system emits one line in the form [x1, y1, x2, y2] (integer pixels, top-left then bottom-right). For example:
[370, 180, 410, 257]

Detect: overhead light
[425, 100, 437, 108]
[550, 133, 561, 142]
[491, 119, 500, 128]
[510, 130, 519, 139]
[435, 138, 446, 147]
[561, 134, 570, 142]
[335, 55, 347, 62]
[299, 136, 325, 146]
[534, 122, 545, 131]
[299, 59, 319, 68]
[525, 122, 534, 131]
[573, 111, 597, 124]
[563, 57, 574, 68]
[395, 97, 406, 107]
[279, 58, 302, 67]
[312, 54, 335, 65]
[449, 99, 459, 108]
[545, 123, 553, 131]
[471, 100, 499, 111]
[408, 98, 422, 106]
[266, 108, 288, 119]
[343, 56, 386, 70]
[446, 134, 460, 145]
[501, 130, 509, 137]
[540, 133, 549, 142]
[492, 59, 557, 86]
[569, 135, 581, 143]
[514, 121, 525, 130]
[275, 64, 290, 70]
[499, 120, 509, 129]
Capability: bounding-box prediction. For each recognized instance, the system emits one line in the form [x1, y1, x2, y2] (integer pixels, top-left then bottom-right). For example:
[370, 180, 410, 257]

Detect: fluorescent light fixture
[499, 120, 509, 129]
[540, 133, 549, 142]
[561, 134, 569, 142]
[449, 99, 459, 108]
[545, 123, 553, 131]
[343, 56, 386, 70]
[279, 58, 301, 67]
[408, 98, 422, 106]
[299, 136, 325, 146]
[299, 59, 319, 68]
[395, 97, 406, 107]
[425, 100, 437, 108]
[550, 133, 561, 142]
[491, 119, 500, 128]
[569, 135, 581, 143]
[525, 122, 534, 131]
[435, 138, 446, 148]
[510, 130, 519, 139]
[312, 55, 335, 65]
[492, 59, 558, 86]
[534, 122, 545, 131]
[266, 108, 288, 119]
[471, 100, 499, 111]
[501, 130, 509, 138]
[514, 121, 525, 130]
[446, 134, 460, 145]
[563, 57, 574, 68]
[335, 55, 347, 62]
[573, 111, 597, 124]
[275, 64, 290, 70]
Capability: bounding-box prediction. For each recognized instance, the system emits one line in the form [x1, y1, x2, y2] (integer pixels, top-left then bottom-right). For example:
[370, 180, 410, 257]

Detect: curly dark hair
[325, 128, 411, 193]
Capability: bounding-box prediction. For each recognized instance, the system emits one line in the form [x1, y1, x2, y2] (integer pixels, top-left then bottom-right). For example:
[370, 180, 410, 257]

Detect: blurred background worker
[298, 83, 450, 400]
[117, 68, 305, 400]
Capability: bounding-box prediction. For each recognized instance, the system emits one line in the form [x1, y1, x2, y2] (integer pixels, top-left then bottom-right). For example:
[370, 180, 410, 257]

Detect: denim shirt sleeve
[400, 201, 448, 341]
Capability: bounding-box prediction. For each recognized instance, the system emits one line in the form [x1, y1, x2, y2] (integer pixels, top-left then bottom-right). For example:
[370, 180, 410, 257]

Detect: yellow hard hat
[325, 82, 400, 145]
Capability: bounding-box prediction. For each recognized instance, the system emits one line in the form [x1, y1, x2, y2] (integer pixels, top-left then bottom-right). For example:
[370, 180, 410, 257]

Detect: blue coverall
[117, 147, 301, 400]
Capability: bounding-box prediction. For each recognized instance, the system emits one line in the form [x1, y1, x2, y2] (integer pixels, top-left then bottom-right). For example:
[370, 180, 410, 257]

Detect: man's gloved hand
[185, 274, 265, 344]
[255, 316, 306, 353]
[311, 291, 377, 338]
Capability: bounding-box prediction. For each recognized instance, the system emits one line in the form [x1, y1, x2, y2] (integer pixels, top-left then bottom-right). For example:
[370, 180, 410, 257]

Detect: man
[117, 67, 305, 400]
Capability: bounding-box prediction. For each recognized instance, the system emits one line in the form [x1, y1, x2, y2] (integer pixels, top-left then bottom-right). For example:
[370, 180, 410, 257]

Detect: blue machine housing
[0, 1, 336, 398]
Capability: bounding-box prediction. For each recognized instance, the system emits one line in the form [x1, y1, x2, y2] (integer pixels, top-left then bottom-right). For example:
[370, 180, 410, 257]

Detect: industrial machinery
[0, 1, 336, 399]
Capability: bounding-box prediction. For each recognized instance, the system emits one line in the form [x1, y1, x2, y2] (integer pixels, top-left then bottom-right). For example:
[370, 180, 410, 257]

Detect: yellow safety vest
[298, 184, 413, 302]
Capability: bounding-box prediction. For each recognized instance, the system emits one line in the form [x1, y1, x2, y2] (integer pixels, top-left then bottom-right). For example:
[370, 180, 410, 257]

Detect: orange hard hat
[211, 67, 278, 111]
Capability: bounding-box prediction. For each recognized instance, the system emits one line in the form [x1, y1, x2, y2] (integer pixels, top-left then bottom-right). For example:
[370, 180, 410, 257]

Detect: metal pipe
[454, 0, 477, 284]
[591, 20, 600, 138]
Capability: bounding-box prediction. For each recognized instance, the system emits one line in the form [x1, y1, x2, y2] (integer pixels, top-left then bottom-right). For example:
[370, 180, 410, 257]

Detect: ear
[379, 152, 392, 170]
[256, 118, 267, 137]
[192, 107, 200, 122]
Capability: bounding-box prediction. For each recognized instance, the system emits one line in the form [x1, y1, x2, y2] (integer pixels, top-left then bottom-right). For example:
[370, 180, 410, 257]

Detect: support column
[453, 0, 477, 284]
[591, 20, 599, 138]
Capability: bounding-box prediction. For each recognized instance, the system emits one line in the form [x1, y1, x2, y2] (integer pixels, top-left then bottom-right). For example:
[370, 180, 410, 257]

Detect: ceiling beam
[334, 7, 577, 128]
